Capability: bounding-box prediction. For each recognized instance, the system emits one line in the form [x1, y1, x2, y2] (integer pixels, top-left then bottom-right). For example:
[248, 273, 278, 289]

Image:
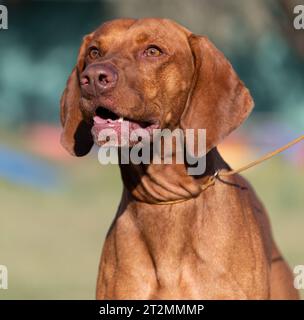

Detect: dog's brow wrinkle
[136, 33, 150, 44]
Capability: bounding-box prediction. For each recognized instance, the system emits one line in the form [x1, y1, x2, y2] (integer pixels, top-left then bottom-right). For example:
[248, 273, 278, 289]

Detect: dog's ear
[60, 34, 94, 156]
[181, 35, 254, 154]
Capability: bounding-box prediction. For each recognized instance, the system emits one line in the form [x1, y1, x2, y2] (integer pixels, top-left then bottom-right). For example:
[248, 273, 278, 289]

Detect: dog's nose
[80, 63, 118, 95]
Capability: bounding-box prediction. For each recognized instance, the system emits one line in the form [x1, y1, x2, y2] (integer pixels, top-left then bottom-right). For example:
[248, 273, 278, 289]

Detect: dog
[60, 18, 299, 299]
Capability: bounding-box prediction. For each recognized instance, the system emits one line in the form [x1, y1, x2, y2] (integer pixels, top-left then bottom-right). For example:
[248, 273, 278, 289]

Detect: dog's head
[60, 18, 253, 156]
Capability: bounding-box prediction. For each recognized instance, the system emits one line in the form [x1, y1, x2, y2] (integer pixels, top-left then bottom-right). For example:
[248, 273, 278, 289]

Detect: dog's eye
[88, 47, 100, 59]
[144, 46, 163, 57]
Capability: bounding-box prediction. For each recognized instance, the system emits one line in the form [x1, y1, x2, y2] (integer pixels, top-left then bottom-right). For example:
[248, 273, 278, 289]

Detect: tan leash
[152, 134, 304, 205]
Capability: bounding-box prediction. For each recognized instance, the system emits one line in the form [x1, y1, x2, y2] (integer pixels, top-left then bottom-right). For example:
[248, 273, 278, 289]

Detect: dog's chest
[97, 201, 269, 299]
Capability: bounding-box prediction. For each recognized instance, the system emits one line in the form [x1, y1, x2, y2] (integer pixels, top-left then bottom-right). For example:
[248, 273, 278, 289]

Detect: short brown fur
[60, 18, 299, 300]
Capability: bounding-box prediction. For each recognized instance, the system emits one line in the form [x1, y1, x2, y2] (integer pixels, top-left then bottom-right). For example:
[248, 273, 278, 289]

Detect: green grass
[0, 156, 122, 299]
[0, 148, 303, 299]
[244, 160, 304, 283]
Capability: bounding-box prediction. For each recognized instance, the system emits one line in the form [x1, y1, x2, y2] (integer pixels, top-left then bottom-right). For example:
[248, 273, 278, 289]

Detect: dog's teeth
[118, 117, 124, 123]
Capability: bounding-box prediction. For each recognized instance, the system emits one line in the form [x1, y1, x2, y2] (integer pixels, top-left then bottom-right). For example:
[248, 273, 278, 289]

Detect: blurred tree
[0, 0, 114, 127]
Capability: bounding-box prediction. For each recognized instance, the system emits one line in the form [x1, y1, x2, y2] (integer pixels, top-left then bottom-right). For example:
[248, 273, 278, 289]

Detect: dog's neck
[119, 148, 229, 204]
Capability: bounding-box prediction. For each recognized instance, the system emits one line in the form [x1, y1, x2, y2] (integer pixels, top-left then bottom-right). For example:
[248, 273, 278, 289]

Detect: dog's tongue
[92, 115, 135, 146]
[93, 116, 106, 124]
[92, 115, 158, 146]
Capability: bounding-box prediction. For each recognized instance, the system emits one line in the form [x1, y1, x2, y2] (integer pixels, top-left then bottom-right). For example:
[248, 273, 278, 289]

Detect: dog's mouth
[91, 106, 159, 146]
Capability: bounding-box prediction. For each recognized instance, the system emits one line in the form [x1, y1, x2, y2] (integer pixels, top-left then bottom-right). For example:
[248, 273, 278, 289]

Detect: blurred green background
[0, 0, 303, 299]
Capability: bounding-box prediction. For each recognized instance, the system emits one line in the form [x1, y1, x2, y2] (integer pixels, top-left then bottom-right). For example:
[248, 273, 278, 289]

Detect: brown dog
[60, 18, 299, 299]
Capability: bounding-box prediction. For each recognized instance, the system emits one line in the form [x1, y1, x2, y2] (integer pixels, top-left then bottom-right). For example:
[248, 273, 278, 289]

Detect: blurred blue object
[0, 145, 60, 190]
